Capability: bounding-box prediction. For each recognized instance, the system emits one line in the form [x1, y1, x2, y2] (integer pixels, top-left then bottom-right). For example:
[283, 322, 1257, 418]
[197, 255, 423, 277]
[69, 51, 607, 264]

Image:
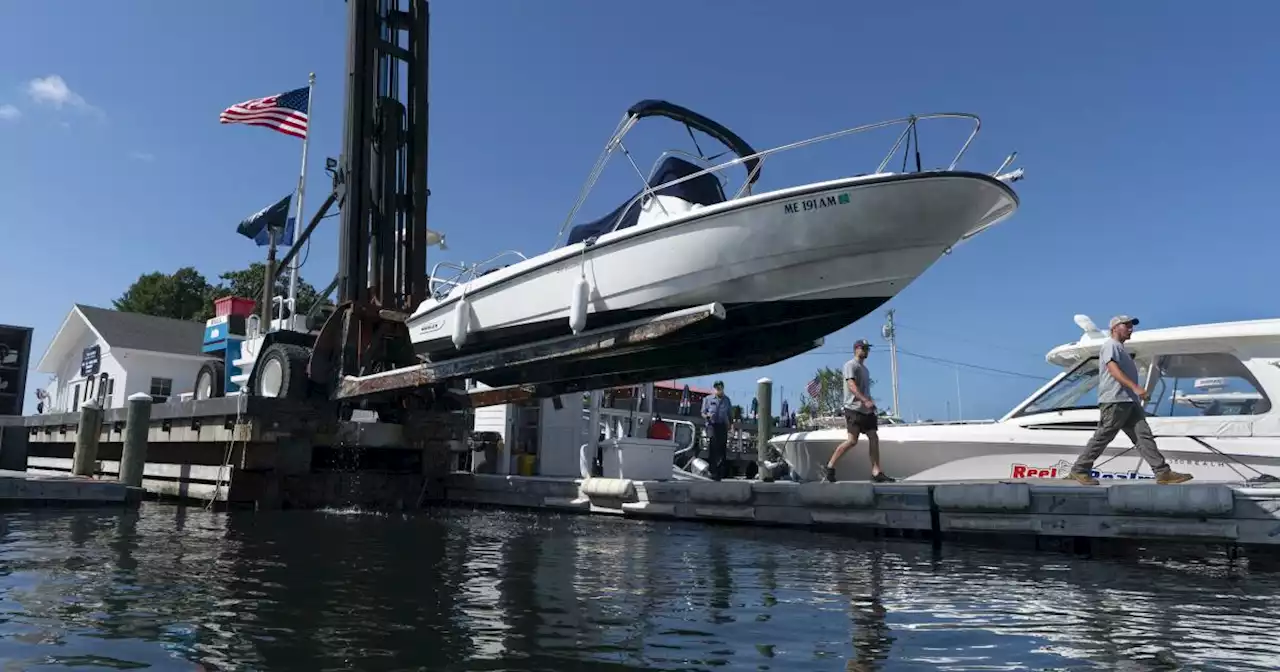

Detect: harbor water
[2, 503, 1279, 671]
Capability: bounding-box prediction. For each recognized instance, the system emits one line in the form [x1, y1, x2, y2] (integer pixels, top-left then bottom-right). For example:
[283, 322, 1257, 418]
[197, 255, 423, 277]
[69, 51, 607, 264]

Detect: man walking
[823, 339, 893, 483]
[701, 380, 732, 481]
[1067, 315, 1193, 485]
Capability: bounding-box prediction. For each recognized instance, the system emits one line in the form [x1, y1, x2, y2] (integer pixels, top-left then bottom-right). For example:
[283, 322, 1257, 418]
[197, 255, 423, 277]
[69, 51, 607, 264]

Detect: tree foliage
[798, 366, 845, 417]
[112, 267, 213, 321]
[113, 264, 333, 322]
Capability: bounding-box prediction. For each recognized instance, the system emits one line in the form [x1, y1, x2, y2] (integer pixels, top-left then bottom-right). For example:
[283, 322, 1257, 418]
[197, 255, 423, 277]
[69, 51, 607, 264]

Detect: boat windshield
[1015, 355, 1154, 417]
[1015, 350, 1272, 418]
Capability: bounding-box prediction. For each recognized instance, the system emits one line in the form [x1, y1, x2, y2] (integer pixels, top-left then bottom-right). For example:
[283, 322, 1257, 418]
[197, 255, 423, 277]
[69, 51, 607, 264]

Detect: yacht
[770, 315, 1280, 484]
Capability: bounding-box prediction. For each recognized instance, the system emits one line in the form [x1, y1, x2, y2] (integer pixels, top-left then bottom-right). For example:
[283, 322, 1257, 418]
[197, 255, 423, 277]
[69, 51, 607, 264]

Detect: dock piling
[71, 402, 104, 477]
[756, 377, 773, 481]
[118, 393, 153, 487]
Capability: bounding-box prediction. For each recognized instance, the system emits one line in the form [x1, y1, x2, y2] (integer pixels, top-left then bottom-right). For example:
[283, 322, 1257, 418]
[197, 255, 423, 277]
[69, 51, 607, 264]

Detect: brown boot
[1156, 470, 1193, 484]
[1065, 471, 1099, 486]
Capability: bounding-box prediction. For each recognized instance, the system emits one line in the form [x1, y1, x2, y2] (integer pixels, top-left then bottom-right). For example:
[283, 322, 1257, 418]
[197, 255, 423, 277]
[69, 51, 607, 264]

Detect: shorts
[843, 408, 878, 434]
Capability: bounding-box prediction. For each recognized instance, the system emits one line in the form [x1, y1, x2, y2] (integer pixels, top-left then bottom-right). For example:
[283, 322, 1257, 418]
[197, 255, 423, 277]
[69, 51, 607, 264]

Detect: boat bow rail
[554, 108, 1026, 249]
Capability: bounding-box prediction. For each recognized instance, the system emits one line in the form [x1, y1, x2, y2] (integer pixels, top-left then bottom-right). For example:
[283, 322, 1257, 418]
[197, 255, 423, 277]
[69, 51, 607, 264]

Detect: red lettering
[1012, 465, 1028, 478]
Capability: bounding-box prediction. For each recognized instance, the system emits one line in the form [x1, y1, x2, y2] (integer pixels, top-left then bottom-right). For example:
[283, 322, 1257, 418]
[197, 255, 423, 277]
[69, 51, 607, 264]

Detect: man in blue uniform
[701, 380, 732, 480]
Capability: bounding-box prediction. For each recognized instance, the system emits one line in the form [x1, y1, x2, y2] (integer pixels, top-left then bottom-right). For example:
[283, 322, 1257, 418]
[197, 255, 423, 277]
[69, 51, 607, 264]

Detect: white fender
[451, 297, 470, 349]
[569, 275, 589, 334]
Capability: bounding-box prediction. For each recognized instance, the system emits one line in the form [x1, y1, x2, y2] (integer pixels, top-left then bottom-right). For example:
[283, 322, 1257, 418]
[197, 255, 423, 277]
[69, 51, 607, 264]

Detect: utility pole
[881, 309, 900, 417]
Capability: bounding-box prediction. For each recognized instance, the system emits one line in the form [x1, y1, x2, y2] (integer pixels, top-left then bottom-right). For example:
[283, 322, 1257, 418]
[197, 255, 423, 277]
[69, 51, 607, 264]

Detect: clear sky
[2, 1, 1277, 421]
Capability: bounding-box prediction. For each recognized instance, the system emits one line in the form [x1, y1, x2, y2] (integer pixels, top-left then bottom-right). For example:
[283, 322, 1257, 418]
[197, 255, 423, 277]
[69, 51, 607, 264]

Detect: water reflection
[0, 504, 1278, 670]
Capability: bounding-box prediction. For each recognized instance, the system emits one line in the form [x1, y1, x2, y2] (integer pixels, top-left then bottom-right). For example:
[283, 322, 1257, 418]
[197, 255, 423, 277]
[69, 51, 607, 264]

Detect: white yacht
[770, 315, 1280, 484]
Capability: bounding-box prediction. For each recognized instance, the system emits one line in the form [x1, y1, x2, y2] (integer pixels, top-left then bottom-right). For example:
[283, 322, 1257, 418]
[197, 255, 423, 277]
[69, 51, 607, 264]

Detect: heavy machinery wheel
[194, 360, 226, 400]
[255, 344, 311, 400]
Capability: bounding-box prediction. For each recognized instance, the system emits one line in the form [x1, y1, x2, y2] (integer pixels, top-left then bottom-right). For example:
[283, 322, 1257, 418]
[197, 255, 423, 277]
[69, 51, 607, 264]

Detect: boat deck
[444, 473, 1280, 558]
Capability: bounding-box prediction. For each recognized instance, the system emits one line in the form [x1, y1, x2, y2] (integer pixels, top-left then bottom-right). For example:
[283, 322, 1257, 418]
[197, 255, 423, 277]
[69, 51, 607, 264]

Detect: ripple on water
[0, 505, 1279, 670]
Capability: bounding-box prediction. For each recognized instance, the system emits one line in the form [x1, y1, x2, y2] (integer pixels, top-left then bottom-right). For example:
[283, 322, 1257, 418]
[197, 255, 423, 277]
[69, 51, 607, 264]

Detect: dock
[11, 396, 467, 510]
[0, 469, 141, 507]
[444, 473, 1280, 559]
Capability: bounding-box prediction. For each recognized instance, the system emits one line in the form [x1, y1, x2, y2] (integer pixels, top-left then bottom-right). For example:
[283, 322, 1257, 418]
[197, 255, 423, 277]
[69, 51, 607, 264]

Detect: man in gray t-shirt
[1067, 315, 1192, 485]
[822, 339, 893, 483]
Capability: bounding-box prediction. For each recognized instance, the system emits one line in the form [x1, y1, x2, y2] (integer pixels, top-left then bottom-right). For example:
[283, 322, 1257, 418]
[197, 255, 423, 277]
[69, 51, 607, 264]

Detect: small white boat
[770, 314, 1280, 484]
[406, 100, 1023, 386]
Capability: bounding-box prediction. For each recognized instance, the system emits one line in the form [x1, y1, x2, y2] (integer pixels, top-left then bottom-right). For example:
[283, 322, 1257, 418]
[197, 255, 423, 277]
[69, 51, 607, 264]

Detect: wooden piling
[118, 393, 153, 487]
[71, 402, 103, 477]
[756, 377, 772, 481]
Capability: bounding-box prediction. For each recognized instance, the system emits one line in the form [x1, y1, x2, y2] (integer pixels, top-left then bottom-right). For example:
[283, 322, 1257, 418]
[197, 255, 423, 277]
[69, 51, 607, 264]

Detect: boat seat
[566, 156, 726, 246]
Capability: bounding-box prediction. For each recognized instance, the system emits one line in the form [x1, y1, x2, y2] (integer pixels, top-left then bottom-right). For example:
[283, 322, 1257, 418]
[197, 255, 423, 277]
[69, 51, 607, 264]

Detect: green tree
[798, 366, 845, 416]
[113, 264, 333, 323]
[208, 262, 332, 319]
[112, 266, 212, 321]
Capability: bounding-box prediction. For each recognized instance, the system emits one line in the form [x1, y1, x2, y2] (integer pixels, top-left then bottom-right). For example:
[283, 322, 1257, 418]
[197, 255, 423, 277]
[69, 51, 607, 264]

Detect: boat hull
[409, 171, 1017, 363]
[770, 422, 1280, 484]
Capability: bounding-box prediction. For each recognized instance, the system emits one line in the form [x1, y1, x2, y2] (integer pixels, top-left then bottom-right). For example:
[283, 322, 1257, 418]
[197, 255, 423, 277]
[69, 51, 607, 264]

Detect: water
[1, 504, 1278, 671]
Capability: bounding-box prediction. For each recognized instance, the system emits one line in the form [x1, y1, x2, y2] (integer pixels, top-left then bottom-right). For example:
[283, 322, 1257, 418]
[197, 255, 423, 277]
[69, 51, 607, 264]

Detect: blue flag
[236, 193, 292, 245]
[254, 216, 295, 247]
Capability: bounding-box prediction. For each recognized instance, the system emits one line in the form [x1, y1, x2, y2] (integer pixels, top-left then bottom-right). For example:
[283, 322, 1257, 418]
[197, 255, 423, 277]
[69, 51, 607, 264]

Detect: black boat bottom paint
[415, 297, 889, 390]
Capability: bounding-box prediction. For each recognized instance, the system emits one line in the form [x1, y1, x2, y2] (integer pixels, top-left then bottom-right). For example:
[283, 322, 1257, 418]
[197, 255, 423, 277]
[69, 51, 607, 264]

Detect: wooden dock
[444, 473, 1280, 558]
[0, 469, 141, 507]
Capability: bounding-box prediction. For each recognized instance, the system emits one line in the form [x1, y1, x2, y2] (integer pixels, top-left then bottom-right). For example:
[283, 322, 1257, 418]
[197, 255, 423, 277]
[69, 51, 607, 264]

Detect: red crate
[214, 296, 257, 318]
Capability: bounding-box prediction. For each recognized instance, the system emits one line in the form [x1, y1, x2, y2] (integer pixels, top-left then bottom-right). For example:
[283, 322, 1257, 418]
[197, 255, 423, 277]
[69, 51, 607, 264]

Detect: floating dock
[0, 469, 141, 507]
[444, 473, 1280, 558]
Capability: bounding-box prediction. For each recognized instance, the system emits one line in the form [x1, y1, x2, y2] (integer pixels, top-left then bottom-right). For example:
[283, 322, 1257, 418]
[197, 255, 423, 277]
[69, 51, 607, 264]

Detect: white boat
[406, 100, 1023, 385]
[770, 314, 1280, 485]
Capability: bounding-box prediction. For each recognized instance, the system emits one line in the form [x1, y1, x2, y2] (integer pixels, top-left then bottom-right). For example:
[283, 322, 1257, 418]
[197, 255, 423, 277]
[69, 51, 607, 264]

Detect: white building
[35, 304, 208, 412]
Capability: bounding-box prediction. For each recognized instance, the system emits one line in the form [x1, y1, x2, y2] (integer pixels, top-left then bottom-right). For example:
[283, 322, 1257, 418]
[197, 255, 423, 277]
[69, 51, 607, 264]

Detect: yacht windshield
[1018, 357, 1103, 415]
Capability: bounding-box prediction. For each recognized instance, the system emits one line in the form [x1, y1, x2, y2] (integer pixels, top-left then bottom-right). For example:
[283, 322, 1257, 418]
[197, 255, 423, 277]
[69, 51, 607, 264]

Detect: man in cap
[1067, 316, 1193, 485]
[701, 380, 733, 480]
[823, 339, 893, 483]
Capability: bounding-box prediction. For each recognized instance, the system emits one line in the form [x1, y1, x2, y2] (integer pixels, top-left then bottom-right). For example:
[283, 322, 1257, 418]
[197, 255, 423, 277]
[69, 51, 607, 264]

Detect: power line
[794, 347, 1052, 381]
[896, 348, 1051, 380]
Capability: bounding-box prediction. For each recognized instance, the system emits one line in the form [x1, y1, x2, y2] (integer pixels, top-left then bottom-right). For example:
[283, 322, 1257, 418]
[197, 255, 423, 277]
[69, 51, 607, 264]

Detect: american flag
[219, 86, 309, 139]
[805, 376, 822, 398]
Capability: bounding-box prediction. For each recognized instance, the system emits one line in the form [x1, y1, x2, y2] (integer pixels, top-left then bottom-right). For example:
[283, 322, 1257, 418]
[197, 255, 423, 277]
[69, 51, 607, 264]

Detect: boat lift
[235, 0, 820, 422]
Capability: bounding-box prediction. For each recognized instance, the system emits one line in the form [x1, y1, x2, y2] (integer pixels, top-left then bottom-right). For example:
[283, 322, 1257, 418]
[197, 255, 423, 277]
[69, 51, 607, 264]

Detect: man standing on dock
[823, 339, 893, 483]
[701, 381, 732, 480]
[1067, 316, 1193, 485]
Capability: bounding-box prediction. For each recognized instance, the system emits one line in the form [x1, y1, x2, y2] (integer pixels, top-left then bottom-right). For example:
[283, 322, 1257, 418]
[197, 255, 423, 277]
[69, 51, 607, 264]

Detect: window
[1146, 352, 1271, 417]
[1017, 351, 1270, 418]
[149, 377, 173, 403]
[72, 383, 81, 412]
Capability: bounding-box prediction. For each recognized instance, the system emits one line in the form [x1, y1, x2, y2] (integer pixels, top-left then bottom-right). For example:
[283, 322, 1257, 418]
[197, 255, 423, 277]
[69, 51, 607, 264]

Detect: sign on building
[0, 324, 33, 416]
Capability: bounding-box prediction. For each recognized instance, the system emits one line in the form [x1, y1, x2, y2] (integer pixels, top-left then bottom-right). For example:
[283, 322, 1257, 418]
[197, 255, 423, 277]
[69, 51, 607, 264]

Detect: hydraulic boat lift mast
[256, 0, 771, 420]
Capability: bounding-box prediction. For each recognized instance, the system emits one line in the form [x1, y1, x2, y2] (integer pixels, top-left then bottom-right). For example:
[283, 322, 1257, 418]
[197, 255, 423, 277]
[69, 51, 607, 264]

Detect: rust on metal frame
[333, 303, 726, 400]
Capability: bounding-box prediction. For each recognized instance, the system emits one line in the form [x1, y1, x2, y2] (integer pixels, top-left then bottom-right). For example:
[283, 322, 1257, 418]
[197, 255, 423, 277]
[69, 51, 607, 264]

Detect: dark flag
[236, 193, 292, 243]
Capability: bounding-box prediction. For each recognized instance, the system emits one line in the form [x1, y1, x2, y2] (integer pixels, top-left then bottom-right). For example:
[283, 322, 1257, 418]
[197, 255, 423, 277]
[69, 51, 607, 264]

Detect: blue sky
[2, 1, 1277, 421]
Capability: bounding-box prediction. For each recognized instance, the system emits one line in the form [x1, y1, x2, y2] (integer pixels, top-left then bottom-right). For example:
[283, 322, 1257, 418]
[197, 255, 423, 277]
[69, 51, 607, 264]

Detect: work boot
[1066, 471, 1099, 486]
[821, 466, 837, 483]
[1156, 469, 1194, 485]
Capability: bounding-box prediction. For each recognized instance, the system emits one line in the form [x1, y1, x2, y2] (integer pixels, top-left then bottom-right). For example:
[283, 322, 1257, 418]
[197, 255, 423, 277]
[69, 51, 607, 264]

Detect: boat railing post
[118, 393, 154, 487]
[71, 401, 104, 478]
[756, 377, 773, 482]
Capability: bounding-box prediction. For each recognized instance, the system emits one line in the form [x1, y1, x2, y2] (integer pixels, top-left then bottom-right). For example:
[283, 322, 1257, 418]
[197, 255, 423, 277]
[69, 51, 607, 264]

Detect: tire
[255, 343, 312, 400]
[195, 360, 226, 400]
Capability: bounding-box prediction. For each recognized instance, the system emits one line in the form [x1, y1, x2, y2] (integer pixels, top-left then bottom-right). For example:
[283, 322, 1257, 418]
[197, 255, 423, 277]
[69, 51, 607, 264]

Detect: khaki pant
[1072, 402, 1171, 475]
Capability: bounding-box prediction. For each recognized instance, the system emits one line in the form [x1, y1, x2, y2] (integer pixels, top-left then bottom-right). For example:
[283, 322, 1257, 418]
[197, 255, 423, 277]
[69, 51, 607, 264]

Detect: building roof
[35, 304, 207, 373]
[74, 304, 206, 356]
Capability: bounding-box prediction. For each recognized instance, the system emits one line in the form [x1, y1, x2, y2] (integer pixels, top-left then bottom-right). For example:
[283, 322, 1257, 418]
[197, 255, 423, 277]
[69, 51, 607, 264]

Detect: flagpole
[286, 72, 317, 329]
